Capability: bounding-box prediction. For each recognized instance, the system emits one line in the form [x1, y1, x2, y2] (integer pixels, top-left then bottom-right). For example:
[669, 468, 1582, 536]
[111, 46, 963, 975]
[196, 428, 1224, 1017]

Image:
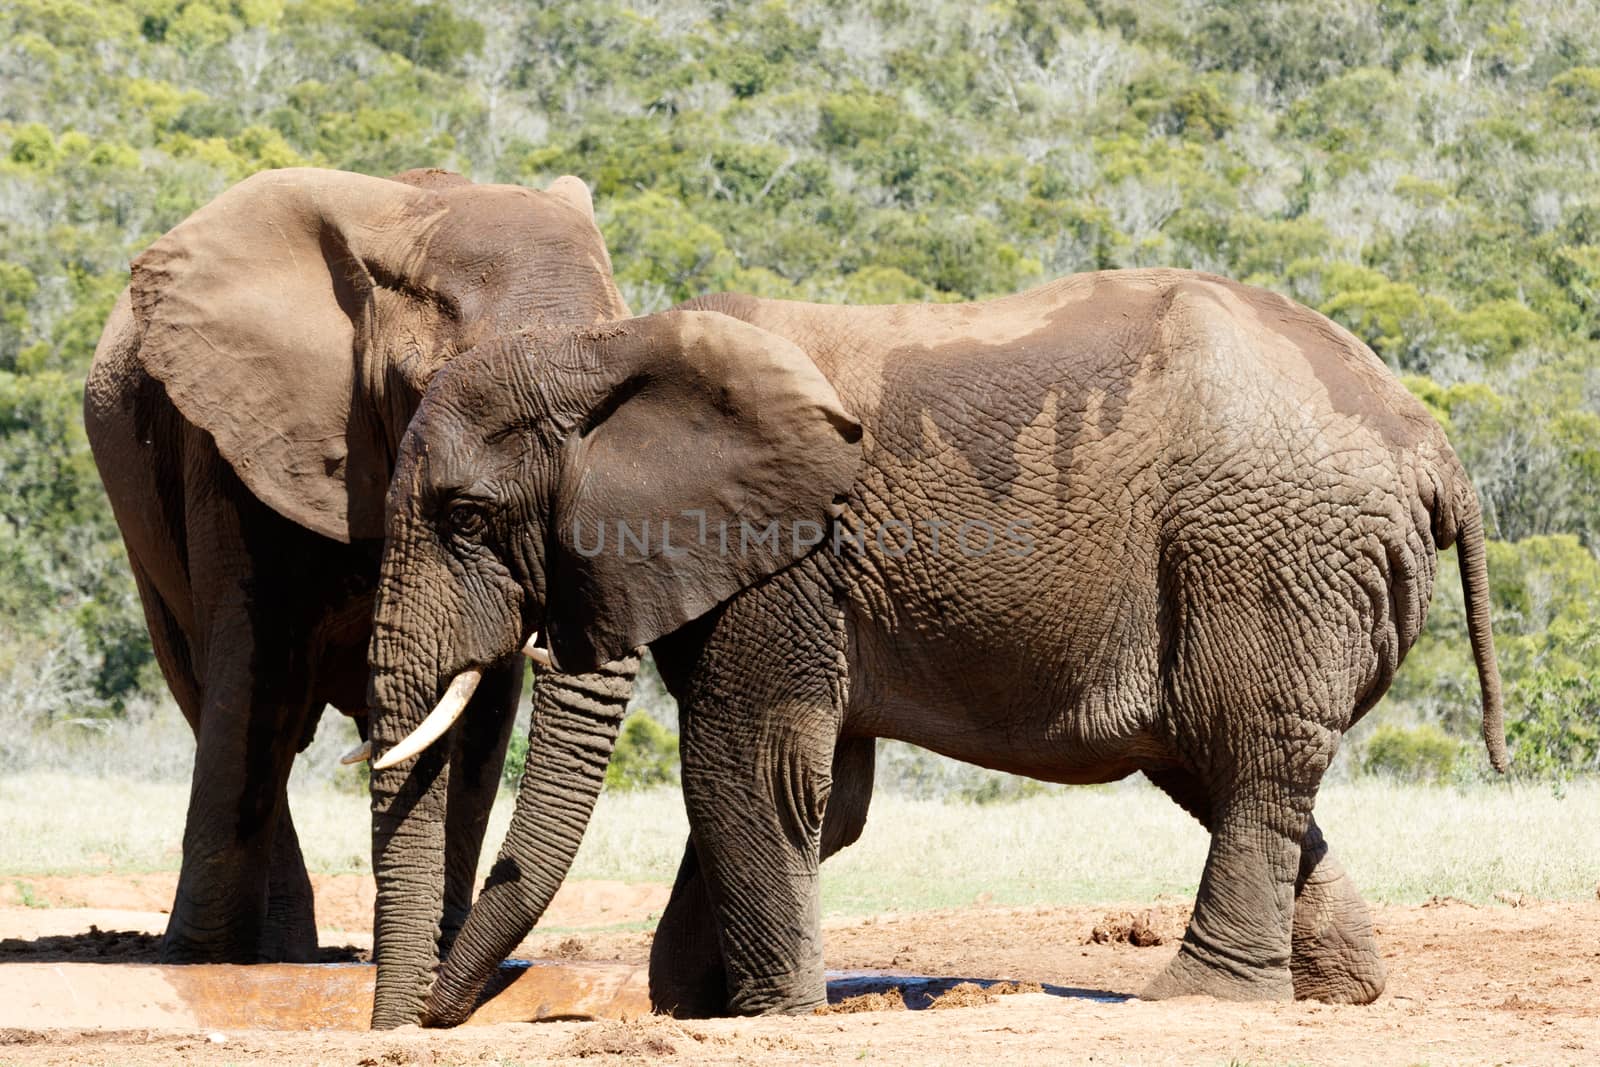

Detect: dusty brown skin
[367, 269, 1506, 1024]
[82, 167, 639, 986]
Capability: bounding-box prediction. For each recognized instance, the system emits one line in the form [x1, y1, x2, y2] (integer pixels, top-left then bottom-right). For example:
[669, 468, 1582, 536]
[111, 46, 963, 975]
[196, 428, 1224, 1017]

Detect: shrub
[501, 709, 680, 793]
[1507, 660, 1600, 782]
[605, 712, 680, 792]
[1360, 724, 1465, 783]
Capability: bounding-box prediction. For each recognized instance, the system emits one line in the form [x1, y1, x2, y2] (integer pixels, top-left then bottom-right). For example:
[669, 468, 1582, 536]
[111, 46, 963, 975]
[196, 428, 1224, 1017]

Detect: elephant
[363, 267, 1507, 1025]
[83, 165, 639, 967]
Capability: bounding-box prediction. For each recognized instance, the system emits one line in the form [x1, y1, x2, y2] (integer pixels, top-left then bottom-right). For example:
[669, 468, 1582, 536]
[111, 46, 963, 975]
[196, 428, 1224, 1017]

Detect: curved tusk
[372, 668, 483, 771]
[340, 740, 372, 765]
[521, 631, 552, 670]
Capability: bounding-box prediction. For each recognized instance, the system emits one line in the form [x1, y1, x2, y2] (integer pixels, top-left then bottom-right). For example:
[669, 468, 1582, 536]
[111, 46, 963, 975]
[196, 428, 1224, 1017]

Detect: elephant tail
[1431, 457, 1509, 773]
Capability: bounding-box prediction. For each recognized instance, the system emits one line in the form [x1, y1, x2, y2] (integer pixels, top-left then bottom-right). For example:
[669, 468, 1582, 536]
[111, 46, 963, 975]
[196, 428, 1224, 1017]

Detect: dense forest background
[2, 0, 1597, 786]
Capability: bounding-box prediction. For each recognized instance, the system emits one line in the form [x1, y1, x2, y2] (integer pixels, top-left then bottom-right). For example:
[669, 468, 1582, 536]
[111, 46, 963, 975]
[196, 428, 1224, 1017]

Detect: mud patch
[0, 927, 366, 964]
[988, 980, 1045, 995]
[928, 982, 995, 1009]
[3, 895, 1600, 1065]
[1, 926, 163, 962]
[1088, 909, 1169, 947]
[1495, 993, 1549, 1012]
[356, 1046, 437, 1066]
[0, 1028, 170, 1047]
[814, 990, 906, 1015]
[548, 936, 588, 960]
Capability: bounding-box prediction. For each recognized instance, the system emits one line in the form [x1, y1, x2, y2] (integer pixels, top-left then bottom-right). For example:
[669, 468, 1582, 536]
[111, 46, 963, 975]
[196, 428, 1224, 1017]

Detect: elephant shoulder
[84, 287, 140, 433]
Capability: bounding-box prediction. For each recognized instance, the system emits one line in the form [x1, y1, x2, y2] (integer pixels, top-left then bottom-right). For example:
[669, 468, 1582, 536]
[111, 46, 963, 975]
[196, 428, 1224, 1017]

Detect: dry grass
[2, 768, 1595, 910]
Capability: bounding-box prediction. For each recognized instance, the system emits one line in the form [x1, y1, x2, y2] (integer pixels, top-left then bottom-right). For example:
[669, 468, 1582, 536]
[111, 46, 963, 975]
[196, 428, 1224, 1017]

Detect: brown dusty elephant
[82, 166, 638, 966]
[363, 268, 1506, 1026]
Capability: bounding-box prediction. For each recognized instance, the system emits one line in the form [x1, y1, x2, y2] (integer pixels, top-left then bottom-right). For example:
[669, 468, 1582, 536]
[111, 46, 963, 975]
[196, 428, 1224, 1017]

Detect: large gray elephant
[83, 166, 638, 966]
[365, 269, 1506, 1025]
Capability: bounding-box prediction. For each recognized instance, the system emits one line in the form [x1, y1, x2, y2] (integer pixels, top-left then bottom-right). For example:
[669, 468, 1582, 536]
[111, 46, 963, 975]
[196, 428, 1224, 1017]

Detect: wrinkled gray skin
[368, 269, 1506, 1025]
[83, 166, 637, 970]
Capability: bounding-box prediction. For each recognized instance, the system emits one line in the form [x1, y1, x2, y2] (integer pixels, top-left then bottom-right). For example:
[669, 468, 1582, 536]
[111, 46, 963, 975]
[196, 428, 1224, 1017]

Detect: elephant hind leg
[1142, 758, 1306, 1000]
[649, 841, 727, 1018]
[129, 555, 201, 730]
[820, 736, 874, 861]
[1144, 768, 1384, 1003]
[1291, 816, 1385, 1004]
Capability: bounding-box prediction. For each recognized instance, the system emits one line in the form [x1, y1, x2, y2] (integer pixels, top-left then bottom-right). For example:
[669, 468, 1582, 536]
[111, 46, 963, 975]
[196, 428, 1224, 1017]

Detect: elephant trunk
[369, 658, 454, 1028]
[368, 539, 464, 1030]
[420, 655, 638, 1027]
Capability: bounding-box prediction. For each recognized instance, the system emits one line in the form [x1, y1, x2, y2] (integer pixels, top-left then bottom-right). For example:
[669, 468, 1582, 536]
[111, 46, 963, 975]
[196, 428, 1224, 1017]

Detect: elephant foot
[1142, 937, 1293, 1002]
[650, 966, 728, 1019]
[259, 923, 319, 964]
[1290, 851, 1385, 1004]
[725, 981, 826, 1017]
[160, 921, 253, 964]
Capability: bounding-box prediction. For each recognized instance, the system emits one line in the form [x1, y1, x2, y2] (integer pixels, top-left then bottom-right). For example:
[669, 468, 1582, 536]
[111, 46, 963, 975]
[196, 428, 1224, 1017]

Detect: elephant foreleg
[262, 803, 318, 962]
[164, 663, 317, 962]
[650, 734, 874, 1017]
[651, 568, 847, 1017]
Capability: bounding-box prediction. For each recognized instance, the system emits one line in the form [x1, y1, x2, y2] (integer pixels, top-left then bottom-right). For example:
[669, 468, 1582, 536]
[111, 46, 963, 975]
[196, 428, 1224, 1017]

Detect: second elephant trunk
[420, 654, 639, 1026]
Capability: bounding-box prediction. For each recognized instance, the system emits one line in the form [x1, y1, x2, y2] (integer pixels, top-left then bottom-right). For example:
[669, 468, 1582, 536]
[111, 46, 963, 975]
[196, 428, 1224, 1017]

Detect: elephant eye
[446, 501, 488, 539]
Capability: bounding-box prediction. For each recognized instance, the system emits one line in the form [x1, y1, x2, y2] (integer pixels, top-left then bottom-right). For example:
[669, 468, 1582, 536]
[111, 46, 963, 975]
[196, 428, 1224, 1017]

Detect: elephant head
[127, 165, 626, 545]
[367, 310, 861, 1025]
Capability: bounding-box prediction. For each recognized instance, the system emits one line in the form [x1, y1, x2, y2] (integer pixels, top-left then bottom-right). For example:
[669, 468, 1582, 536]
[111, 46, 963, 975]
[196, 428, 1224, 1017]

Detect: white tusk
[340, 740, 372, 765]
[372, 668, 483, 771]
[521, 631, 552, 670]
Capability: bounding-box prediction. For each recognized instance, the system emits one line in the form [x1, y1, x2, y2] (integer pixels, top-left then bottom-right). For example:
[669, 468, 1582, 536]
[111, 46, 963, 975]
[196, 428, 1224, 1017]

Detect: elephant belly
[841, 602, 1164, 786]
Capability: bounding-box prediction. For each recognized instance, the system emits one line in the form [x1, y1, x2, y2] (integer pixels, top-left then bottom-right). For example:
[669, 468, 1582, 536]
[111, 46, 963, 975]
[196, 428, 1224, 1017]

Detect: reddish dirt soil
[1, 875, 1597, 1065]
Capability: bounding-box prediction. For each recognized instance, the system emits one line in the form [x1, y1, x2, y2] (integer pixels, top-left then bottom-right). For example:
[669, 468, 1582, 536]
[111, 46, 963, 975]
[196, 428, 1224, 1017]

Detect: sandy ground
[1, 874, 1597, 1065]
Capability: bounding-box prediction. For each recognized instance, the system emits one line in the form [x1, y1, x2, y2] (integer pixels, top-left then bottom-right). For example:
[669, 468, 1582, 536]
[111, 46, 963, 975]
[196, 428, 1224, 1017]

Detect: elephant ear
[127, 167, 450, 543]
[544, 311, 862, 671]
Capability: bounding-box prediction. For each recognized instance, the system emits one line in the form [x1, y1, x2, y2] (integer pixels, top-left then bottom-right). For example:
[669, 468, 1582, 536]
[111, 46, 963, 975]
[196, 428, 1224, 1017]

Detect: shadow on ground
[0, 929, 367, 964]
[825, 970, 1128, 1008]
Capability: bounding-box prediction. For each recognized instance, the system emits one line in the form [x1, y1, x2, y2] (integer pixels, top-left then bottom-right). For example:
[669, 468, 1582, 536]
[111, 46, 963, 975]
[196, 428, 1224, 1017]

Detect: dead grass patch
[815, 990, 906, 1015]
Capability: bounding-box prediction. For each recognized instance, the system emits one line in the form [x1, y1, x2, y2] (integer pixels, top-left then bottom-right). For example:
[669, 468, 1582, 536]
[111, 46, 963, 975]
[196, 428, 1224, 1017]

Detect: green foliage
[500, 699, 680, 794]
[1359, 724, 1465, 783]
[0, 370, 154, 713]
[351, 0, 484, 73]
[1506, 656, 1600, 781]
[604, 713, 680, 792]
[501, 729, 526, 790]
[0, 0, 1597, 780]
